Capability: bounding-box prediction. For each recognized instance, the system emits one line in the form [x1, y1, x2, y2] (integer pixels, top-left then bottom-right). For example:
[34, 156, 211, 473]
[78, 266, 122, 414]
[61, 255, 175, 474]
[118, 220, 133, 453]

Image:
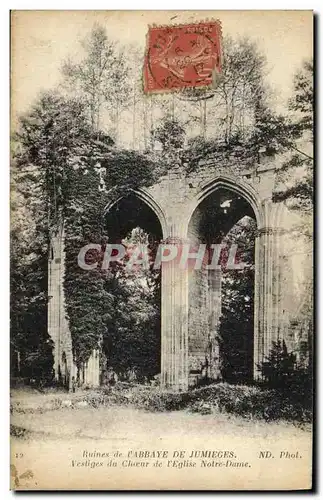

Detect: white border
[3, 1, 322, 9]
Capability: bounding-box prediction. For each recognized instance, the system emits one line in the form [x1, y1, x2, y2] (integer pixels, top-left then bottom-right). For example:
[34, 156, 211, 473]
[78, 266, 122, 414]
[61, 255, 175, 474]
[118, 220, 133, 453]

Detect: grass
[11, 381, 312, 424]
[102, 382, 312, 423]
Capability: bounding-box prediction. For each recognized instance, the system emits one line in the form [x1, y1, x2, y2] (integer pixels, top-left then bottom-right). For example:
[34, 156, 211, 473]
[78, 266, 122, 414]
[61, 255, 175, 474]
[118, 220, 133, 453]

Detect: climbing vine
[13, 90, 166, 373]
[63, 146, 162, 369]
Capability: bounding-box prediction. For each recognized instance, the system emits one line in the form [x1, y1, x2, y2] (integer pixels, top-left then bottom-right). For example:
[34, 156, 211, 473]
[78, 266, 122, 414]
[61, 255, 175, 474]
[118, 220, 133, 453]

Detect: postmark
[144, 20, 222, 93]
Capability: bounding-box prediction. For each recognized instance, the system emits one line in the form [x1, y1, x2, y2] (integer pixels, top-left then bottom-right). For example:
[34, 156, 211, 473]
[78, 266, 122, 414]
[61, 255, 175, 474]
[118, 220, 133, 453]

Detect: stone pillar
[207, 268, 222, 380]
[186, 206, 210, 386]
[254, 226, 282, 377]
[83, 349, 100, 387]
[187, 256, 209, 378]
[161, 234, 189, 391]
[48, 223, 77, 390]
[48, 225, 65, 381]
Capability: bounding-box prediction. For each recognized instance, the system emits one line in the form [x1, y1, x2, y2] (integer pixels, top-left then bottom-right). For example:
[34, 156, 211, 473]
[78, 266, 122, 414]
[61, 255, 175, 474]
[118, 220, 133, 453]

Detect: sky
[11, 10, 313, 126]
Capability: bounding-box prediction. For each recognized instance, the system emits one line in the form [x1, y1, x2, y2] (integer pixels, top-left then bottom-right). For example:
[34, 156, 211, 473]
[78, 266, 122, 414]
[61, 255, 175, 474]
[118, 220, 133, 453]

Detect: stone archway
[48, 159, 287, 392]
[186, 182, 258, 386]
[104, 188, 168, 240]
[189, 176, 264, 385]
[153, 173, 284, 391]
[104, 191, 165, 382]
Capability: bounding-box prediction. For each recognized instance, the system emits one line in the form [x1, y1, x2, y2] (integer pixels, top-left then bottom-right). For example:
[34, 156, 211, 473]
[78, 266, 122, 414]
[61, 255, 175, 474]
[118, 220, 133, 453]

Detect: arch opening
[187, 186, 257, 386]
[191, 176, 263, 230]
[103, 193, 163, 383]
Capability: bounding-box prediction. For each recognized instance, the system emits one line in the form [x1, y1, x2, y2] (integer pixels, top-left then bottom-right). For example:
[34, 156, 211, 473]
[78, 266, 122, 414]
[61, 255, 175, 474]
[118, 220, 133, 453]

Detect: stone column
[160, 232, 189, 391]
[83, 349, 100, 387]
[48, 225, 65, 381]
[48, 223, 76, 389]
[207, 268, 222, 380]
[254, 226, 282, 377]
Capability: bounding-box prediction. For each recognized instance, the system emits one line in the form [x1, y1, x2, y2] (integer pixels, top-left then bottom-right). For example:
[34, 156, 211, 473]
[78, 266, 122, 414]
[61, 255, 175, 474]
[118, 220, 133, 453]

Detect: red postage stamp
[143, 20, 222, 93]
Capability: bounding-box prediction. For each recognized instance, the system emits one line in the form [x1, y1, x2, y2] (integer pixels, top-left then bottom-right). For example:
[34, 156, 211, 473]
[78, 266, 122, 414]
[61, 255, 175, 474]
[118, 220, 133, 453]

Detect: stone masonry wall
[187, 216, 209, 378]
[48, 151, 311, 390]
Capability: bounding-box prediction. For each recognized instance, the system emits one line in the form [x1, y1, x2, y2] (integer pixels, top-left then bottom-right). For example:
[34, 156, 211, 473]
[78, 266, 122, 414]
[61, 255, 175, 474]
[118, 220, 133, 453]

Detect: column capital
[256, 227, 286, 237]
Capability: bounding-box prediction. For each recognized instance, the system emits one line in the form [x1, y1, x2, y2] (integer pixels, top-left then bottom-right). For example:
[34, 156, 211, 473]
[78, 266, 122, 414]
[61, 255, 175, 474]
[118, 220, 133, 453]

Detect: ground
[10, 388, 312, 490]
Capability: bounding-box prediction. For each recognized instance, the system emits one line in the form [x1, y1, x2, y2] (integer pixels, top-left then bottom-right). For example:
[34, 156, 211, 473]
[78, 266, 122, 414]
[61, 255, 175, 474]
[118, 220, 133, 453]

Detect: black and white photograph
[10, 10, 313, 490]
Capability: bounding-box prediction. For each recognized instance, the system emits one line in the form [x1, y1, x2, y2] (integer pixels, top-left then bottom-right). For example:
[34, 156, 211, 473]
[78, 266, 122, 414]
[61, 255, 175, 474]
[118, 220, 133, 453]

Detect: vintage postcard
[10, 10, 313, 490]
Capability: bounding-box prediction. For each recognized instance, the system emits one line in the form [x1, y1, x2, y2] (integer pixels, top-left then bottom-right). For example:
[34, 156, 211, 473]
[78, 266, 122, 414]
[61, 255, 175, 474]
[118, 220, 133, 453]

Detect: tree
[10, 221, 54, 382]
[103, 266, 161, 380]
[273, 60, 313, 211]
[12, 90, 114, 378]
[11, 156, 53, 382]
[112, 227, 161, 379]
[289, 60, 313, 138]
[12, 83, 163, 378]
[153, 115, 186, 159]
[259, 340, 296, 389]
[61, 23, 130, 138]
[206, 36, 267, 144]
[154, 36, 274, 174]
[218, 217, 257, 383]
[13, 91, 101, 228]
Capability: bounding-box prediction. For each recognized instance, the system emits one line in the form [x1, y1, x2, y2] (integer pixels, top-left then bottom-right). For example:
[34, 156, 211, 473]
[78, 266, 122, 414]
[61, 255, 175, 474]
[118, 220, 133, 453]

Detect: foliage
[12, 88, 162, 376]
[259, 340, 297, 389]
[63, 149, 160, 370]
[10, 231, 53, 382]
[218, 217, 256, 383]
[9, 94, 80, 380]
[273, 59, 313, 211]
[289, 60, 313, 136]
[153, 116, 186, 153]
[13, 91, 100, 229]
[61, 23, 130, 135]
[258, 340, 312, 414]
[10, 381, 312, 424]
[99, 231, 161, 380]
[101, 382, 311, 422]
[212, 36, 267, 143]
[150, 35, 273, 174]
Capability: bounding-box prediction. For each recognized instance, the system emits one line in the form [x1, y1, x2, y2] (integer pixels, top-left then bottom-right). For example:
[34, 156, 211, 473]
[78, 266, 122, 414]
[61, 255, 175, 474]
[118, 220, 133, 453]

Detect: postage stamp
[144, 20, 222, 93]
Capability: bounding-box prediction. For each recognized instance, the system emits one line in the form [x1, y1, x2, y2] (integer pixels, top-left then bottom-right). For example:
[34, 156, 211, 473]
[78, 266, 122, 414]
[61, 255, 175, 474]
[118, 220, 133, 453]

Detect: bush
[11, 380, 312, 423]
[98, 382, 311, 423]
[258, 340, 312, 406]
[259, 340, 296, 389]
